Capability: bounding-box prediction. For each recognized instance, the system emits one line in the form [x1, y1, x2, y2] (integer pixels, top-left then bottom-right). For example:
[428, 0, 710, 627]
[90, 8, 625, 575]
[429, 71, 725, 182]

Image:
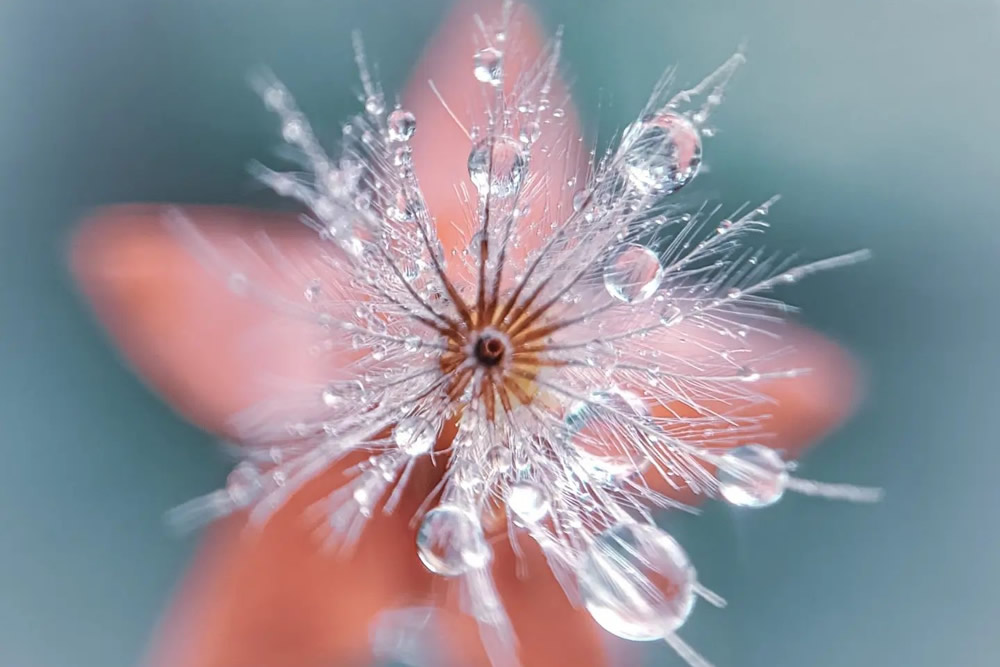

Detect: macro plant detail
[164, 3, 881, 665]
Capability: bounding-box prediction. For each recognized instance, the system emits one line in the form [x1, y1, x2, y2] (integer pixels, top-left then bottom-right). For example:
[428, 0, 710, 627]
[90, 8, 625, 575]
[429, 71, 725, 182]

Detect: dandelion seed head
[166, 4, 880, 665]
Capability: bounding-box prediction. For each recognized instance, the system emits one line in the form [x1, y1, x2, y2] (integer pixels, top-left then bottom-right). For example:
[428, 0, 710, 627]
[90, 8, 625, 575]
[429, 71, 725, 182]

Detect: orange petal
[71, 205, 345, 437]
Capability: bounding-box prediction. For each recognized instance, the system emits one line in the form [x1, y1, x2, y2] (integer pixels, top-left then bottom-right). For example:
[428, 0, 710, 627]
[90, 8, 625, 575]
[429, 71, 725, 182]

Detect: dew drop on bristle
[473, 47, 503, 86]
[566, 387, 651, 480]
[393, 416, 437, 456]
[622, 112, 702, 195]
[717, 444, 789, 507]
[416, 505, 492, 576]
[604, 244, 664, 303]
[468, 136, 526, 198]
[387, 109, 416, 142]
[578, 523, 697, 640]
[507, 481, 550, 524]
[226, 461, 264, 507]
[365, 95, 385, 116]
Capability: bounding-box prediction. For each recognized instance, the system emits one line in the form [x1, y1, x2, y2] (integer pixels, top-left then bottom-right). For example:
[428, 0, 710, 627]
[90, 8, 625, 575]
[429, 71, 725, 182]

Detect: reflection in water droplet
[507, 481, 550, 524]
[417, 505, 491, 576]
[473, 47, 503, 86]
[468, 136, 527, 198]
[387, 108, 417, 142]
[393, 416, 437, 456]
[717, 444, 788, 507]
[565, 387, 651, 480]
[578, 522, 696, 640]
[604, 244, 664, 303]
[622, 111, 702, 195]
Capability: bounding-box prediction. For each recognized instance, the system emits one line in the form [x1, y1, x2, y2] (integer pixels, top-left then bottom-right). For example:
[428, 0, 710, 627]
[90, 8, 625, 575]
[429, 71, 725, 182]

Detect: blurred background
[1, 0, 998, 665]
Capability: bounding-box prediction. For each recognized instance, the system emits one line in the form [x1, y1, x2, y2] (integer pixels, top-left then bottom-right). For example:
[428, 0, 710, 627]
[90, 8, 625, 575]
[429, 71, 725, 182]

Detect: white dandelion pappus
[166, 3, 881, 665]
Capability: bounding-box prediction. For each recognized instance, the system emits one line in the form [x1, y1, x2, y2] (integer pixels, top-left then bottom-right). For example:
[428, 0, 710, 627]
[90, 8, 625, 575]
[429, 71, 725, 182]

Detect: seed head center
[473, 330, 508, 367]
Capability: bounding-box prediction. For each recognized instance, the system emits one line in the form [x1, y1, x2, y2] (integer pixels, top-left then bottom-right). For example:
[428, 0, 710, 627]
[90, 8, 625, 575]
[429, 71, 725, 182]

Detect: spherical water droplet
[578, 523, 696, 640]
[226, 462, 264, 507]
[717, 444, 788, 508]
[565, 387, 651, 480]
[473, 47, 503, 86]
[486, 446, 513, 471]
[507, 481, 549, 524]
[603, 244, 663, 303]
[622, 112, 702, 195]
[416, 505, 491, 576]
[387, 109, 416, 142]
[321, 380, 365, 407]
[467, 136, 526, 198]
[393, 416, 437, 456]
[365, 95, 385, 116]
[518, 121, 540, 144]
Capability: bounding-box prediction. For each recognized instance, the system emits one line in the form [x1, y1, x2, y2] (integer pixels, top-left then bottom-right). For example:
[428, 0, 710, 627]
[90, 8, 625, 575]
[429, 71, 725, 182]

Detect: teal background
[1, 0, 998, 665]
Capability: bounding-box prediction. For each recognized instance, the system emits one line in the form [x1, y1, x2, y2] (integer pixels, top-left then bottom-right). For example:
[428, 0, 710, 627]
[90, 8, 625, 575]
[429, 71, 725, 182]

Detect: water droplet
[387, 109, 416, 142]
[416, 505, 491, 576]
[486, 446, 513, 471]
[281, 118, 304, 143]
[467, 136, 527, 198]
[603, 244, 663, 303]
[717, 444, 788, 508]
[622, 112, 702, 195]
[226, 462, 264, 507]
[365, 95, 385, 116]
[393, 416, 437, 456]
[519, 121, 540, 144]
[565, 387, 651, 480]
[304, 280, 321, 302]
[572, 189, 588, 212]
[473, 47, 503, 86]
[578, 523, 696, 640]
[507, 481, 549, 524]
[321, 380, 365, 407]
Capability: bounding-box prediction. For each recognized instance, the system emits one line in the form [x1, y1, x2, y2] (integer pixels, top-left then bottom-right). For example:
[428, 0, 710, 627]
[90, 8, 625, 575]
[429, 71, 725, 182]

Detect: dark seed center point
[474, 333, 506, 367]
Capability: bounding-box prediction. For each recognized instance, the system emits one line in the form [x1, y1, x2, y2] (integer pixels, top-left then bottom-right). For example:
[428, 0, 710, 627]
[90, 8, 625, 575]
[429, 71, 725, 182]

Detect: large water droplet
[473, 47, 503, 86]
[468, 136, 526, 198]
[393, 416, 437, 456]
[565, 387, 651, 481]
[622, 112, 702, 195]
[387, 109, 416, 142]
[507, 480, 550, 524]
[603, 244, 663, 303]
[578, 523, 696, 641]
[416, 505, 491, 576]
[717, 444, 788, 507]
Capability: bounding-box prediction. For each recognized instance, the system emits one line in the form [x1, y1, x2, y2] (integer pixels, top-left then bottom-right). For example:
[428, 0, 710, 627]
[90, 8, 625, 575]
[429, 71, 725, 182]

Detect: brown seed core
[474, 333, 506, 367]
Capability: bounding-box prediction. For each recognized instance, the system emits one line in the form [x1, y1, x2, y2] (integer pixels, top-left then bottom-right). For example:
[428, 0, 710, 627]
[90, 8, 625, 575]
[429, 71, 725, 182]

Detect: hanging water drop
[604, 243, 664, 303]
[387, 109, 416, 142]
[467, 136, 526, 198]
[507, 480, 550, 524]
[393, 416, 437, 456]
[578, 522, 697, 640]
[622, 111, 702, 195]
[717, 444, 788, 508]
[416, 505, 491, 576]
[226, 461, 264, 507]
[473, 47, 503, 86]
[365, 95, 385, 116]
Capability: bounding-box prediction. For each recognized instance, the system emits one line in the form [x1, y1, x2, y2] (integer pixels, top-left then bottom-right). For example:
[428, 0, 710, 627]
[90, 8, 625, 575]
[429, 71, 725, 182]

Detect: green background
[1, 0, 997, 665]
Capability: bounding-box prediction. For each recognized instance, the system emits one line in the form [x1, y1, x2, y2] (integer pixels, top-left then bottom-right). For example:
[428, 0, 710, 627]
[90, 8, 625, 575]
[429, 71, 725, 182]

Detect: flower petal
[71, 205, 345, 437]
